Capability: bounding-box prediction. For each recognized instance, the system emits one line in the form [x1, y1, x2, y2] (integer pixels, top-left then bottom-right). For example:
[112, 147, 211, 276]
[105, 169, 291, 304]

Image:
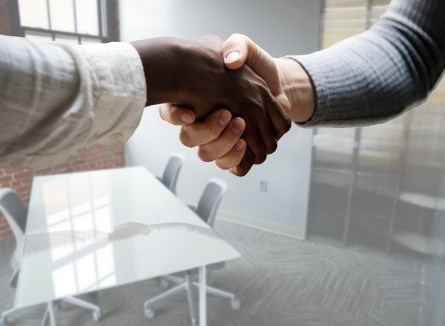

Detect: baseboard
[217, 211, 306, 240]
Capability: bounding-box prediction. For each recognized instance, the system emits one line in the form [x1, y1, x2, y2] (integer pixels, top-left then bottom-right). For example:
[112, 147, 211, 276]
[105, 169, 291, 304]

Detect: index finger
[179, 109, 232, 147]
[159, 103, 196, 125]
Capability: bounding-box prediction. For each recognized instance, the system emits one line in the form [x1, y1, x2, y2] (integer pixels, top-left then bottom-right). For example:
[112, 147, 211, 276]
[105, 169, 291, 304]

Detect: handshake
[131, 34, 315, 176]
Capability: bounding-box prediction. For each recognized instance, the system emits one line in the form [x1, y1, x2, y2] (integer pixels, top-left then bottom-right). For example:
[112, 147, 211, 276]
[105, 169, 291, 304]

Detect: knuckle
[254, 151, 267, 164]
[267, 141, 278, 155]
[179, 128, 195, 148]
[160, 107, 182, 125]
[158, 107, 167, 121]
[205, 125, 221, 140]
[275, 131, 285, 140]
[234, 168, 249, 177]
[215, 160, 230, 170]
[277, 118, 292, 139]
[232, 33, 244, 40]
[238, 160, 253, 175]
[284, 116, 292, 131]
[198, 147, 213, 162]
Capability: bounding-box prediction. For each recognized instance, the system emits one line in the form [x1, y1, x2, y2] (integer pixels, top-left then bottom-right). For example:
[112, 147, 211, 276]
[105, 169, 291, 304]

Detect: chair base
[0, 307, 22, 326]
[61, 296, 102, 321]
[0, 305, 50, 326]
[144, 271, 240, 324]
[145, 272, 198, 326]
[0, 296, 101, 326]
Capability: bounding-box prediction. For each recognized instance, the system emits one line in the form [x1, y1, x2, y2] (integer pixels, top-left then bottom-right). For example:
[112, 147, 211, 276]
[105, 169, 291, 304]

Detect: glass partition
[307, 0, 445, 259]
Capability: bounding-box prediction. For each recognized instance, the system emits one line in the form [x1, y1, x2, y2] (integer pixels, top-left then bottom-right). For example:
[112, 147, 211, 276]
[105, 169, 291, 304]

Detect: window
[10, 0, 117, 44]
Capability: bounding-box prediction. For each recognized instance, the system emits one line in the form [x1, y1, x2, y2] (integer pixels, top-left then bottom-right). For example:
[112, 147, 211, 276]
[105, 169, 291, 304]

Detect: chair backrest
[161, 153, 185, 194]
[196, 178, 228, 227]
[0, 188, 28, 267]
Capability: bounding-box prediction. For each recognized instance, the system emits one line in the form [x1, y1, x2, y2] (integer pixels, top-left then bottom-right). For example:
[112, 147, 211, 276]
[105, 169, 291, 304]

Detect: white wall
[120, 0, 322, 238]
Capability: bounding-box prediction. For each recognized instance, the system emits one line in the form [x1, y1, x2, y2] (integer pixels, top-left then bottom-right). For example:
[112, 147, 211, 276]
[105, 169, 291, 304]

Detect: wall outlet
[260, 180, 268, 192]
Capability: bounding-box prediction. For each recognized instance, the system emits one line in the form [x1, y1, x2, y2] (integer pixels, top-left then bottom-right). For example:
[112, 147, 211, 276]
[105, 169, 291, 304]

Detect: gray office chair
[157, 153, 186, 194]
[0, 188, 102, 326]
[143, 179, 240, 326]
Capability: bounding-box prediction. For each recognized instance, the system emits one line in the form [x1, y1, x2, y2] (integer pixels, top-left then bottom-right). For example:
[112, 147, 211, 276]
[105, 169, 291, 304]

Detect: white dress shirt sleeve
[0, 35, 147, 168]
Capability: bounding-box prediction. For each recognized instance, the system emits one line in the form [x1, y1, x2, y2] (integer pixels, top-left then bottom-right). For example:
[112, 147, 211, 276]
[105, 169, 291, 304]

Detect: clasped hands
[132, 34, 314, 176]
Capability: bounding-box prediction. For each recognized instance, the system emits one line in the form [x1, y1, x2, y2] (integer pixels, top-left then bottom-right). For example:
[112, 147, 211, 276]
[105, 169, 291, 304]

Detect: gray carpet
[0, 220, 422, 326]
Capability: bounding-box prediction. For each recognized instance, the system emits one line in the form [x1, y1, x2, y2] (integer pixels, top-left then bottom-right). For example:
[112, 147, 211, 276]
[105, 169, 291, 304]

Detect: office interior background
[0, 0, 445, 325]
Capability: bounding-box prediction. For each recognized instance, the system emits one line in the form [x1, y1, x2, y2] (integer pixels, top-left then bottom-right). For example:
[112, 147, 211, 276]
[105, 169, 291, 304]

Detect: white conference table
[15, 166, 241, 326]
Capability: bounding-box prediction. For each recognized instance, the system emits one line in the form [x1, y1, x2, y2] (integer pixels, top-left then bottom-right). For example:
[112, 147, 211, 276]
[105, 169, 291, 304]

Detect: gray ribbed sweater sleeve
[291, 0, 445, 127]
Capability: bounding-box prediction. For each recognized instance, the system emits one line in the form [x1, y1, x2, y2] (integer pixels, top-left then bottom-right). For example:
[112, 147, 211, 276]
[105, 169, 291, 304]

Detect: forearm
[290, 0, 445, 127]
[0, 36, 146, 167]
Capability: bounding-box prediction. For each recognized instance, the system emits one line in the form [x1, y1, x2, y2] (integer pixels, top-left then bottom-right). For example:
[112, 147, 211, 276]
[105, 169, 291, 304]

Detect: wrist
[131, 37, 186, 106]
[275, 57, 315, 123]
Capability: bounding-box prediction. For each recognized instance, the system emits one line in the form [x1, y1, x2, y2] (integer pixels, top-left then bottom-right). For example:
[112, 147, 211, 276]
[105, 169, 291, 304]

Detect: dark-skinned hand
[131, 35, 291, 176]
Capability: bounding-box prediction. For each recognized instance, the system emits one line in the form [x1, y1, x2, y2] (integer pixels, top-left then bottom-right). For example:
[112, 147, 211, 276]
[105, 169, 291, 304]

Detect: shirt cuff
[76, 42, 147, 146]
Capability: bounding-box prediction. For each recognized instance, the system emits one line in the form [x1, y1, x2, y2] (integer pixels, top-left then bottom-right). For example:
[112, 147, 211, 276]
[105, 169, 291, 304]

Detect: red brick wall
[0, 145, 125, 238]
[0, 0, 11, 238]
[0, 0, 11, 36]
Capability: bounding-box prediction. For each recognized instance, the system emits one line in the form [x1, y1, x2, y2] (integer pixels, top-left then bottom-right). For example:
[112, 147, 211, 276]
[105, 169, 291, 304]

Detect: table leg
[199, 265, 207, 326]
[47, 302, 57, 326]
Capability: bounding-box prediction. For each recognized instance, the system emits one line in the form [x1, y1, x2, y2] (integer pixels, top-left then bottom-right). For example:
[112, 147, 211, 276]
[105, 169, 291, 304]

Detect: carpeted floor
[0, 220, 423, 326]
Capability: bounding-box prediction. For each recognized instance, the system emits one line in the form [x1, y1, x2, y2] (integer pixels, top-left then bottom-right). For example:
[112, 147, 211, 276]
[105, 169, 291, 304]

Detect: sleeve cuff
[76, 42, 147, 146]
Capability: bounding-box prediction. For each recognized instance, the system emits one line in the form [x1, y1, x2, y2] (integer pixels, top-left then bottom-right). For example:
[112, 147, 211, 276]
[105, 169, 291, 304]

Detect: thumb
[221, 34, 249, 69]
[222, 34, 281, 97]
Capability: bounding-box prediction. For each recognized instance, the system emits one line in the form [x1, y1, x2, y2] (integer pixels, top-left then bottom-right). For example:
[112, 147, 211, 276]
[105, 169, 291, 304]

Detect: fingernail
[235, 140, 245, 152]
[218, 111, 231, 126]
[225, 51, 240, 63]
[181, 113, 193, 124]
[232, 120, 244, 134]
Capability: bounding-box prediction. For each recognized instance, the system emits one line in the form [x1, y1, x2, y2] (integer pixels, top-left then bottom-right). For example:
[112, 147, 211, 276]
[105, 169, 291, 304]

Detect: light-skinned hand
[159, 34, 314, 176]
